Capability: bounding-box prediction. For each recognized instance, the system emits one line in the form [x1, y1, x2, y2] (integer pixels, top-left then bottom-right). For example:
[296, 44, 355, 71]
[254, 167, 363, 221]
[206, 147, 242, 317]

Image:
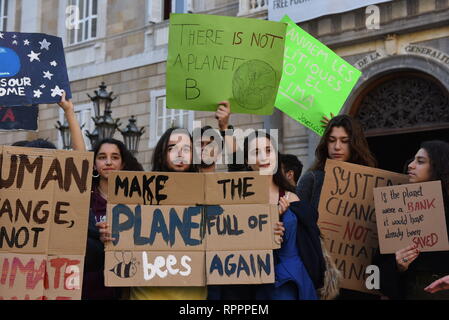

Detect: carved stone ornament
[356, 76, 449, 132]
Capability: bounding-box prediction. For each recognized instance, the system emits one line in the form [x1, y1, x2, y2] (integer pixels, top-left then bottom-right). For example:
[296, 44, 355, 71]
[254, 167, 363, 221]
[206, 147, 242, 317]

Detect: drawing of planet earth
[232, 60, 277, 110]
[0, 47, 21, 77]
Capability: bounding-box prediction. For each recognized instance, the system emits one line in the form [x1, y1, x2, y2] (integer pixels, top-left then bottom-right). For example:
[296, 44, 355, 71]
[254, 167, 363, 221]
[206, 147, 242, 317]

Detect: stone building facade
[0, 0, 448, 173]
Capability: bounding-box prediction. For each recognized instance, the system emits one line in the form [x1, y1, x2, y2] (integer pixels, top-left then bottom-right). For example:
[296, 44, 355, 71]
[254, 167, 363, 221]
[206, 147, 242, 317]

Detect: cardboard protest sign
[106, 173, 205, 286]
[104, 203, 206, 287]
[0, 253, 47, 300]
[108, 171, 205, 205]
[0, 105, 38, 131]
[317, 159, 409, 293]
[105, 251, 205, 287]
[105, 171, 279, 287]
[0, 32, 72, 107]
[0, 146, 93, 300]
[275, 16, 362, 136]
[374, 181, 449, 254]
[205, 205, 279, 250]
[206, 250, 274, 285]
[106, 204, 205, 251]
[203, 172, 270, 205]
[166, 13, 286, 115]
[205, 204, 278, 285]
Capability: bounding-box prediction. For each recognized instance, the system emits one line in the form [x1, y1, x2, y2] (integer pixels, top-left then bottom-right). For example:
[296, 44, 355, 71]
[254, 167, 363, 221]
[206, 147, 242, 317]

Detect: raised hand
[58, 91, 74, 113]
[56, 91, 86, 151]
[216, 101, 231, 131]
[320, 112, 335, 128]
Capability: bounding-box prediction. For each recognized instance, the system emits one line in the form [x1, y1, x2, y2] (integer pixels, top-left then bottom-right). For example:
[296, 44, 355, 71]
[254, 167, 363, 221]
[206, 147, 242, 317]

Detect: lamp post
[55, 120, 71, 150]
[85, 126, 99, 149]
[119, 115, 145, 155]
[87, 82, 117, 118]
[86, 82, 120, 149]
[95, 109, 121, 142]
[57, 82, 145, 154]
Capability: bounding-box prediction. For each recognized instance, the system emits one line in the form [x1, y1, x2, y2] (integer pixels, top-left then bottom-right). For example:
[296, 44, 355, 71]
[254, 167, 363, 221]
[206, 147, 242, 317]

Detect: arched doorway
[351, 70, 449, 172]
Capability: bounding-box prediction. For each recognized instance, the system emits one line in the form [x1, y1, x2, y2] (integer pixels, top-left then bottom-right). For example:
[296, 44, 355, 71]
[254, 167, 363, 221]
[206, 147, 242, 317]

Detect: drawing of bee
[110, 251, 138, 278]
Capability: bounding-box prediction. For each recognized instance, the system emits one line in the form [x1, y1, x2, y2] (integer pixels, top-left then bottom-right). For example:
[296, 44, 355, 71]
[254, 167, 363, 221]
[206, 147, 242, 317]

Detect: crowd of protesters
[11, 92, 449, 301]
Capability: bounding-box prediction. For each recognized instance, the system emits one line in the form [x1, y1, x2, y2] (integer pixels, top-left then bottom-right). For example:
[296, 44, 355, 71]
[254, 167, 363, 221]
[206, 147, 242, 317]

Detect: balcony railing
[238, 0, 268, 17]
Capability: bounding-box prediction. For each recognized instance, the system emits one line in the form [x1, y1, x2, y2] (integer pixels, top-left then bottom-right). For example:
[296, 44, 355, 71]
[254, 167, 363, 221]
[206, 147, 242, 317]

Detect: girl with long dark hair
[244, 130, 321, 300]
[296, 114, 377, 211]
[296, 114, 377, 300]
[151, 127, 195, 172]
[83, 138, 143, 300]
[127, 127, 207, 300]
[376, 140, 449, 299]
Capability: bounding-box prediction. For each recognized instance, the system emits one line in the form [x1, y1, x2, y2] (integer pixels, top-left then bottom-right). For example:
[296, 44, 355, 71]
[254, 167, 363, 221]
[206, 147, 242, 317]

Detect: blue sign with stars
[0, 32, 72, 107]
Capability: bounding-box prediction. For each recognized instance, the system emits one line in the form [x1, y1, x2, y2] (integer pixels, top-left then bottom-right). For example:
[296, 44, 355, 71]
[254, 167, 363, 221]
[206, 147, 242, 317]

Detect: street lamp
[85, 126, 99, 150]
[87, 82, 117, 118]
[95, 109, 121, 142]
[56, 82, 145, 154]
[119, 115, 145, 155]
[55, 120, 71, 150]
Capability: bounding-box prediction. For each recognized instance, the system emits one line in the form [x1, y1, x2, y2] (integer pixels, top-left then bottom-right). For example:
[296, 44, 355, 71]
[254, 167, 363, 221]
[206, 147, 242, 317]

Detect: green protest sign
[275, 15, 362, 136]
[166, 13, 286, 115]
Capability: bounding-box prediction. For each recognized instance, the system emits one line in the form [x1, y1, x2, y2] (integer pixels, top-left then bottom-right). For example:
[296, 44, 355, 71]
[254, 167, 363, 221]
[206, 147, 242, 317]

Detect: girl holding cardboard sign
[97, 128, 208, 300]
[296, 114, 377, 300]
[243, 130, 321, 300]
[376, 140, 449, 300]
[83, 139, 144, 300]
[130, 127, 285, 300]
[122, 127, 208, 300]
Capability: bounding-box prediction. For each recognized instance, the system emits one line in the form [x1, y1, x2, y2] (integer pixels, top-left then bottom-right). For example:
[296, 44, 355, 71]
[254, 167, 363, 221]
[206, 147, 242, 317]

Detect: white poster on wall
[268, 0, 393, 23]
